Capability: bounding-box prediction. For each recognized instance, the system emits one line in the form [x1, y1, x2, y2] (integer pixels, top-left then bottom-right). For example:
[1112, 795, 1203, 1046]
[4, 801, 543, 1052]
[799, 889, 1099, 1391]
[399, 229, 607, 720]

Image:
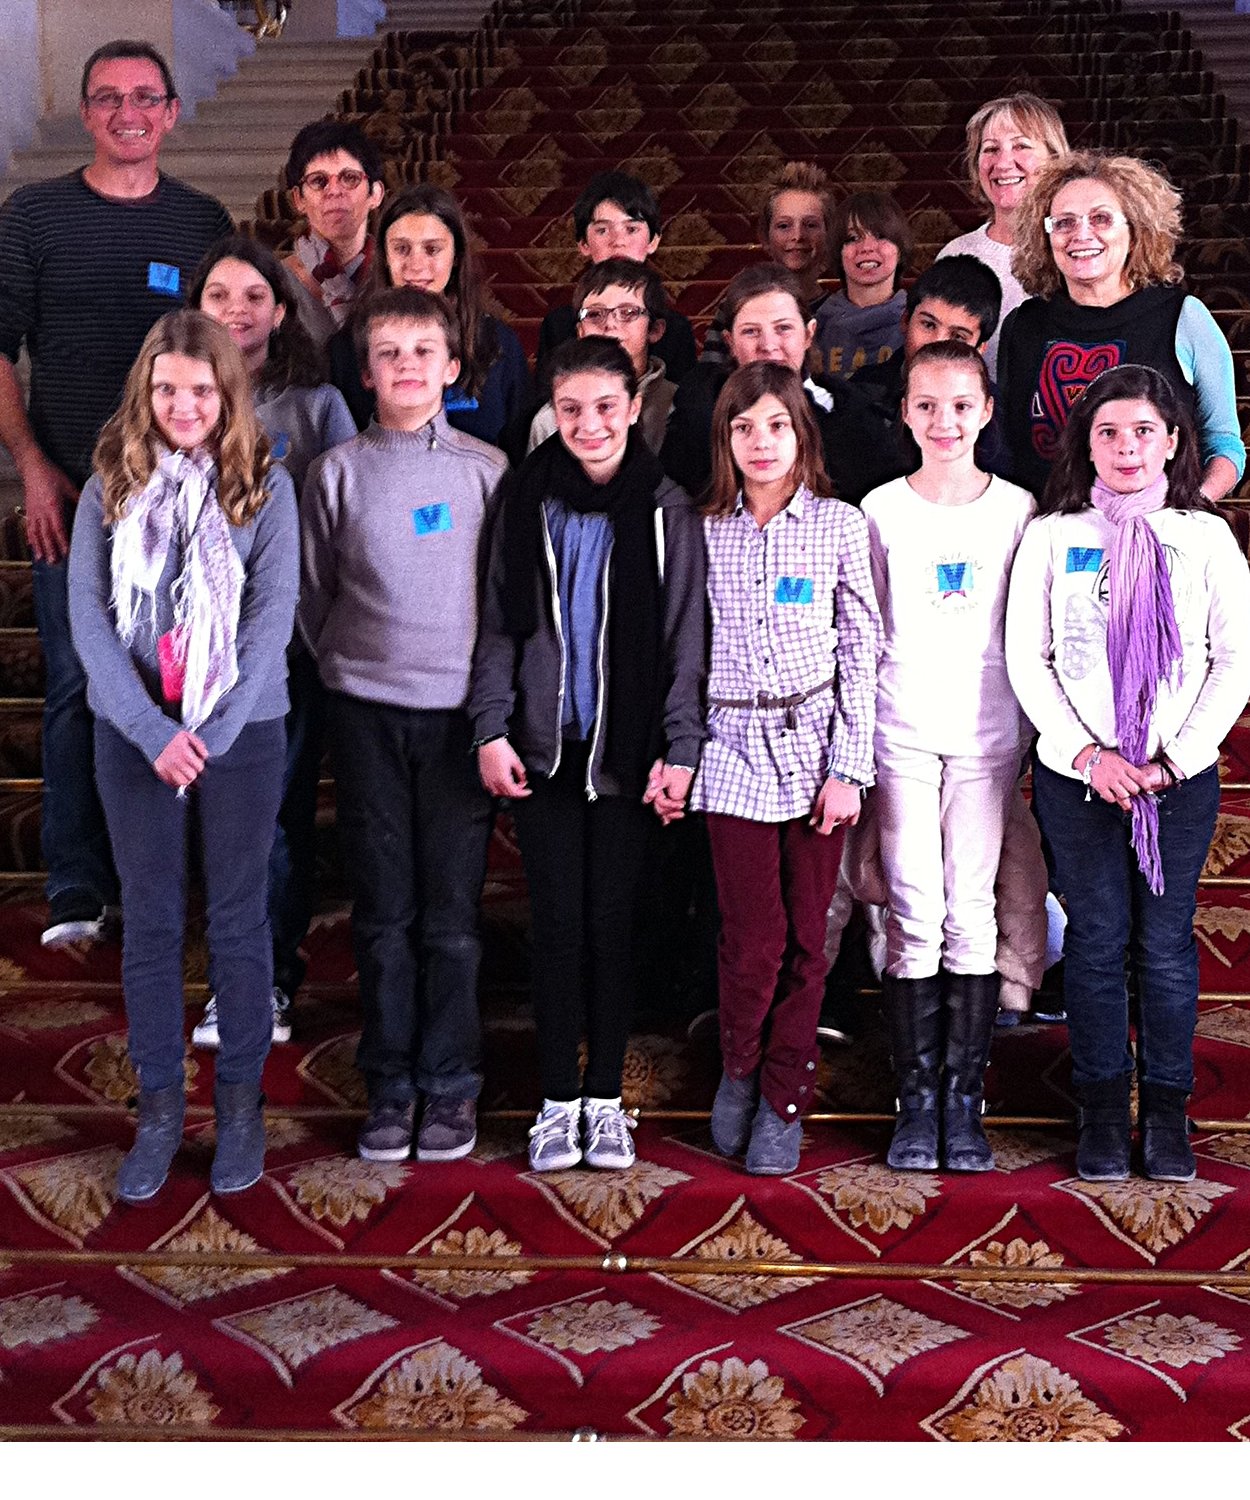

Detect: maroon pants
[706, 813, 846, 1121]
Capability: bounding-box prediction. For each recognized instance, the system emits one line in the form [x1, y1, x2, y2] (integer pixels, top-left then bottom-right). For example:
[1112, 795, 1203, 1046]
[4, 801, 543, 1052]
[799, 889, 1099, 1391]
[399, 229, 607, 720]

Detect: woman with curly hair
[936, 92, 1069, 379]
[67, 310, 299, 1202]
[998, 151, 1244, 501]
[328, 183, 530, 445]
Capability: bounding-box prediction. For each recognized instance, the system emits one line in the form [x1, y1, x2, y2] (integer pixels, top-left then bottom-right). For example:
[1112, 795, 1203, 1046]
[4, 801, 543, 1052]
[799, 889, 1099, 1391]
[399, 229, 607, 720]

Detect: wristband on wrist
[1081, 745, 1102, 801]
[471, 733, 506, 754]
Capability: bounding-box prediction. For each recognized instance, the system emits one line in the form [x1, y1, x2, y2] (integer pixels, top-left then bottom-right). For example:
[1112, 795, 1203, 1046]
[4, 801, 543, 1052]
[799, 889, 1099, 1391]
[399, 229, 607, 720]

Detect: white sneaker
[191, 996, 220, 1049]
[528, 1100, 582, 1171]
[191, 988, 291, 1051]
[582, 1097, 637, 1170]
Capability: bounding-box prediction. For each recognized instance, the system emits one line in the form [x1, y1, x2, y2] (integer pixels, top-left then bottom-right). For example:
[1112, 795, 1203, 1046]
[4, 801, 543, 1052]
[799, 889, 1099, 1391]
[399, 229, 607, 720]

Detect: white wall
[0, 0, 43, 173]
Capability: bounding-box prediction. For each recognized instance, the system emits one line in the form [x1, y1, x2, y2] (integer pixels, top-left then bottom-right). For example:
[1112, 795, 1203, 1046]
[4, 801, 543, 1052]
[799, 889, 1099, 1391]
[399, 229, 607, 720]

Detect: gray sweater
[299, 412, 507, 710]
[68, 467, 299, 764]
[255, 382, 357, 495]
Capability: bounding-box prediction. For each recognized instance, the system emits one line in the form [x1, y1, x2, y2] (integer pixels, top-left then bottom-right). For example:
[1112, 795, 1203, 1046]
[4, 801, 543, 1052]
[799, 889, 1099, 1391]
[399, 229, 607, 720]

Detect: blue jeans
[33, 549, 116, 906]
[267, 643, 325, 997]
[95, 717, 286, 1092]
[327, 694, 492, 1105]
[1032, 759, 1219, 1091]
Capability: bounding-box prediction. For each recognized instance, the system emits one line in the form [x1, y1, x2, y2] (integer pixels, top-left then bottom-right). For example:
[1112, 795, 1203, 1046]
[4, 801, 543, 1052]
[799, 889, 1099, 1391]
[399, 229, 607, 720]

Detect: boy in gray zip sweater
[299, 287, 506, 1164]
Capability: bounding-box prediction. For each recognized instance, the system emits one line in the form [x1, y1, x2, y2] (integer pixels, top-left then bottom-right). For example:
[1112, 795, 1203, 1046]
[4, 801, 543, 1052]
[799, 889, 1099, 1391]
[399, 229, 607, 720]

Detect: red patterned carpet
[5, 0, 1250, 1441]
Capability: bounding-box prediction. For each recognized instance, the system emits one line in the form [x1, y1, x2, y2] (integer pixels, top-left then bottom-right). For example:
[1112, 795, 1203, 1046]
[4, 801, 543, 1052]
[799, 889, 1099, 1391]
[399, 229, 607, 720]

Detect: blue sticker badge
[147, 261, 181, 297]
[1066, 546, 1104, 574]
[413, 503, 453, 537]
[936, 562, 971, 596]
[270, 432, 291, 461]
[775, 576, 814, 605]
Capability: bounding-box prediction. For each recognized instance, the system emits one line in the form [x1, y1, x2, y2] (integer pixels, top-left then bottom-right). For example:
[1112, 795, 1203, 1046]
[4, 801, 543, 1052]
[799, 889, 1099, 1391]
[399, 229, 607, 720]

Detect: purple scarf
[1090, 473, 1183, 893]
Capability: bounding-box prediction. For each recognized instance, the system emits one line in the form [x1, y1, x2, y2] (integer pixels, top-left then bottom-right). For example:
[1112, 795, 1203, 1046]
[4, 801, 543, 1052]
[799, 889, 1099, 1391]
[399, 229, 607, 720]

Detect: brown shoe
[416, 1096, 477, 1162]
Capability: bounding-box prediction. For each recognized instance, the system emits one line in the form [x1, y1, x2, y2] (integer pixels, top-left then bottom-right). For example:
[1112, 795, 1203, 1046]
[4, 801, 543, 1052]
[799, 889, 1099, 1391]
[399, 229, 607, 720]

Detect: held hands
[811, 775, 860, 834]
[153, 730, 208, 791]
[20, 452, 78, 564]
[478, 737, 530, 798]
[643, 759, 693, 824]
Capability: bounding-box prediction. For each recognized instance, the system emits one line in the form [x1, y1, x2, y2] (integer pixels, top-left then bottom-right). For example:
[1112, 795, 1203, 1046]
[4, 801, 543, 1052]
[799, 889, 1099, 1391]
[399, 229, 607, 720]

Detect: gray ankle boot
[117, 1081, 185, 1204]
[211, 1081, 266, 1194]
[710, 1069, 759, 1156]
[744, 1099, 802, 1176]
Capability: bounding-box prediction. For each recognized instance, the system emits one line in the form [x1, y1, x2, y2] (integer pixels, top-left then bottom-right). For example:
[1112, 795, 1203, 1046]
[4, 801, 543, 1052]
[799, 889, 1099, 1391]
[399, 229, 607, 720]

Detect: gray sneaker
[416, 1096, 477, 1161]
[358, 1099, 415, 1162]
[528, 1100, 582, 1171]
[582, 1097, 637, 1170]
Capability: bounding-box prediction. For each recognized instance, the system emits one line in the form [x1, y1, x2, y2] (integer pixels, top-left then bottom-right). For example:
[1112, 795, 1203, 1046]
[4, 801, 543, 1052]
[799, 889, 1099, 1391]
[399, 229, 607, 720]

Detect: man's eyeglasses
[577, 304, 648, 329]
[298, 169, 370, 194]
[1043, 209, 1126, 238]
[85, 88, 170, 112]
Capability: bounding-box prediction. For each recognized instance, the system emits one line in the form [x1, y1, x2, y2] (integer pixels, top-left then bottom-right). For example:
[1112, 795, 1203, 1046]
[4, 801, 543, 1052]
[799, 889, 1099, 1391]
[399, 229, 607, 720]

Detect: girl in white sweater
[862, 341, 1034, 1173]
[1006, 364, 1250, 1183]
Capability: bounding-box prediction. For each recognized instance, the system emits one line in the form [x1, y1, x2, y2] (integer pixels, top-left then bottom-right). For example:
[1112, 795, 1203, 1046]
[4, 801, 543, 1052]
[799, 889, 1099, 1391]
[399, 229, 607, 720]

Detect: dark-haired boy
[852, 254, 1012, 480]
[281, 120, 385, 346]
[300, 288, 505, 1164]
[528, 258, 676, 454]
[536, 171, 698, 382]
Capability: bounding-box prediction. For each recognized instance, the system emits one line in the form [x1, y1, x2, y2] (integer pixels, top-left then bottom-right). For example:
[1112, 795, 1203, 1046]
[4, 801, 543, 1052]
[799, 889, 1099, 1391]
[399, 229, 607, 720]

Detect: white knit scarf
[110, 446, 244, 730]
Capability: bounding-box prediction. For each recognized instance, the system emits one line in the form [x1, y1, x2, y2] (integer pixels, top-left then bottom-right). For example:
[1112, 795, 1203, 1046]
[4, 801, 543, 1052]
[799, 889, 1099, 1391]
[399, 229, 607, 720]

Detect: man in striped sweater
[0, 40, 232, 946]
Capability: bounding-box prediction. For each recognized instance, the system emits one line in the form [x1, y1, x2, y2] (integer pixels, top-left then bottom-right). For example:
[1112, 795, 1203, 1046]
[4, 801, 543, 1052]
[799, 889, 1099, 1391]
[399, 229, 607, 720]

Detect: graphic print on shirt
[413, 502, 453, 537]
[270, 432, 291, 461]
[924, 551, 978, 615]
[1031, 339, 1124, 460]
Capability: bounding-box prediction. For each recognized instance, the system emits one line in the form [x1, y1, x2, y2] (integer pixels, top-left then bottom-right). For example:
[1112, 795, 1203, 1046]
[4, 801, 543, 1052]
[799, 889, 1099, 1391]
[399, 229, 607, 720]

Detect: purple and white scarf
[110, 447, 244, 731]
[1090, 472, 1183, 894]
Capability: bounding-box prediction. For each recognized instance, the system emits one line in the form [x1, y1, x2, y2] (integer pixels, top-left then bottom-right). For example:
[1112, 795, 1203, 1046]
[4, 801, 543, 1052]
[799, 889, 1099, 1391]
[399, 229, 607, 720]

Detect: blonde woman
[937, 92, 1069, 378]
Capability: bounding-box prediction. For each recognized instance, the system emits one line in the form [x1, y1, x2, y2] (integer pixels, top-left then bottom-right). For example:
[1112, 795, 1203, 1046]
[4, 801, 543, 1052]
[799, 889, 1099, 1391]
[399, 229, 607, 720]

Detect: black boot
[117, 1082, 185, 1204]
[1139, 1082, 1196, 1182]
[1075, 1076, 1132, 1181]
[211, 1081, 266, 1194]
[883, 974, 944, 1171]
[942, 972, 1000, 1172]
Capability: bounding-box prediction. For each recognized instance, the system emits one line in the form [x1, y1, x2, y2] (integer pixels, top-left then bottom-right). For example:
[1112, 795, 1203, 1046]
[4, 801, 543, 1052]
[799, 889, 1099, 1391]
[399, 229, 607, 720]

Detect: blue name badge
[936, 561, 971, 595]
[147, 261, 181, 297]
[1066, 546, 1104, 574]
[775, 576, 814, 605]
[413, 502, 453, 537]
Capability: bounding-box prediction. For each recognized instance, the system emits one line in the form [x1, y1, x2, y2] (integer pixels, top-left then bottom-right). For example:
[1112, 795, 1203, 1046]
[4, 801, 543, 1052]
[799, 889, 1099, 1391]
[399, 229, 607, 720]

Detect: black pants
[328, 694, 492, 1104]
[512, 742, 651, 1100]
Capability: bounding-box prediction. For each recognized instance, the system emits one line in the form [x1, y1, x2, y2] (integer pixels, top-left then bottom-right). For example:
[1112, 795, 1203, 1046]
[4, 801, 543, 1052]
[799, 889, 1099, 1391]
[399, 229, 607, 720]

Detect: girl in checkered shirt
[688, 361, 882, 1175]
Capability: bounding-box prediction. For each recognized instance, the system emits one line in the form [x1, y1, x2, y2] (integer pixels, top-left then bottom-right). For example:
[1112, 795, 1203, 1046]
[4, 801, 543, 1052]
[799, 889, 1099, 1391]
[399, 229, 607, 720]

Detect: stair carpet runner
[4, 0, 1250, 1441]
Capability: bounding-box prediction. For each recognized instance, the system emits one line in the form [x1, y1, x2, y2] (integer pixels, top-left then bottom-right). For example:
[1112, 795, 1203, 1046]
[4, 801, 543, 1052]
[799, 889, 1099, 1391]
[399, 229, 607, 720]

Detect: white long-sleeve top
[862, 474, 1034, 758]
[1005, 506, 1250, 780]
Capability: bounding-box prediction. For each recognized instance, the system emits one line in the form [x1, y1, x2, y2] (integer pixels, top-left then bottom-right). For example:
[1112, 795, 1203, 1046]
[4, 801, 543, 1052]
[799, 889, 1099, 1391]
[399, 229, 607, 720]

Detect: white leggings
[876, 742, 1021, 980]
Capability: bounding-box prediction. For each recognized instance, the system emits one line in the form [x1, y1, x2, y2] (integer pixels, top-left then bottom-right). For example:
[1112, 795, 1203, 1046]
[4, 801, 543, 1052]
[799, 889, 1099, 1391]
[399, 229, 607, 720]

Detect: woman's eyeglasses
[1043, 209, 1126, 238]
[298, 169, 369, 194]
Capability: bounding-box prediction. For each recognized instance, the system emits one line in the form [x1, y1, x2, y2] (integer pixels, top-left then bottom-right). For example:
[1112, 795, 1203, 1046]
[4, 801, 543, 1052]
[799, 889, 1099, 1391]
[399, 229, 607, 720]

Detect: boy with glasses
[281, 121, 385, 347]
[527, 260, 676, 455]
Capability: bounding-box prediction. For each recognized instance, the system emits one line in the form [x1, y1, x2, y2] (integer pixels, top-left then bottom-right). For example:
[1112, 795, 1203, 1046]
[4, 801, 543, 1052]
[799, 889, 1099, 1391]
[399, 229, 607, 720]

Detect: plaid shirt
[691, 487, 882, 822]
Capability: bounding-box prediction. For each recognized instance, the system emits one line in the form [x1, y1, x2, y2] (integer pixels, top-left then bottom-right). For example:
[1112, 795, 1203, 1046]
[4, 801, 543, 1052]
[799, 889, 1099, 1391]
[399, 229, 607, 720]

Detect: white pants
[876, 742, 1020, 979]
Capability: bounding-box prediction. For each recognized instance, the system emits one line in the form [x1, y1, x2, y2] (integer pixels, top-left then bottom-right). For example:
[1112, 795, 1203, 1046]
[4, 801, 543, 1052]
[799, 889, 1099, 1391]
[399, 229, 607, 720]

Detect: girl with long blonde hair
[68, 309, 299, 1204]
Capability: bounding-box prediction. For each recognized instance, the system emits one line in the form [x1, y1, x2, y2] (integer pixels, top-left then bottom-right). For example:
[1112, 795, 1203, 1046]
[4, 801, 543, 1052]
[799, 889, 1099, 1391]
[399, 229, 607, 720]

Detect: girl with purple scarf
[1006, 365, 1250, 1183]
